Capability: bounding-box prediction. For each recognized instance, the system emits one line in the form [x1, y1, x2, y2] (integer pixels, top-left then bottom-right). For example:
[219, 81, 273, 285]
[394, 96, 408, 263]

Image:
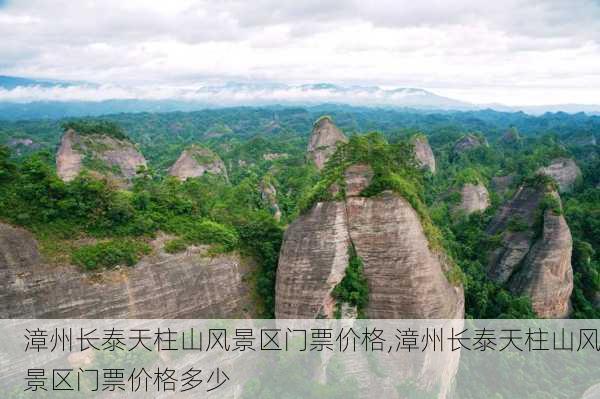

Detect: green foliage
[453, 167, 485, 187]
[164, 238, 187, 254]
[71, 239, 151, 270]
[62, 119, 129, 141]
[507, 215, 529, 232]
[332, 246, 369, 316]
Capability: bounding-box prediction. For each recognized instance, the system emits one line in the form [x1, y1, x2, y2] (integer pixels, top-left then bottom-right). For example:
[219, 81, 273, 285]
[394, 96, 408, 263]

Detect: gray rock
[56, 129, 147, 186]
[169, 145, 228, 181]
[307, 116, 348, 170]
[276, 164, 463, 319]
[260, 178, 282, 222]
[537, 157, 581, 193]
[343, 163, 374, 196]
[455, 183, 490, 215]
[453, 134, 487, 155]
[487, 186, 573, 317]
[412, 136, 436, 173]
[275, 201, 350, 318]
[0, 225, 255, 318]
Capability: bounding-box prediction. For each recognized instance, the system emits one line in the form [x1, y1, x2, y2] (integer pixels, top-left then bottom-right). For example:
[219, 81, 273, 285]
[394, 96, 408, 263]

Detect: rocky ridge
[0, 224, 254, 318]
[307, 116, 348, 170]
[487, 185, 573, 317]
[536, 157, 581, 193]
[453, 134, 487, 155]
[411, 135, 436, 173]
[56, 129, 147, 186]
[275, 163, 463, 319]
[169, 145, 228, 181]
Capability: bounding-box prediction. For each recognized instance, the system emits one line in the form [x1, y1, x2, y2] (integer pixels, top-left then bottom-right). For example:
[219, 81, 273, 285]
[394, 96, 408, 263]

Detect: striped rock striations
[56, 129, 147, 186]
[307, 116, 348, 170]
[487, 185, 573, 317]
[0, 224, 254, 318]
[275, 163, 463, 319]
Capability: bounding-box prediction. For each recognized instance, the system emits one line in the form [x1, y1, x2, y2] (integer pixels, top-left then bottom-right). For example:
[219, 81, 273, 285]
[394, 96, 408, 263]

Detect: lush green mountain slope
[0, 106, 598, 318]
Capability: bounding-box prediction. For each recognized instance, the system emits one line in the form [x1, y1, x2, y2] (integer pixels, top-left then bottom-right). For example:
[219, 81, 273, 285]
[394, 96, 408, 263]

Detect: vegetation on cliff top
[62, 119, 130, 141]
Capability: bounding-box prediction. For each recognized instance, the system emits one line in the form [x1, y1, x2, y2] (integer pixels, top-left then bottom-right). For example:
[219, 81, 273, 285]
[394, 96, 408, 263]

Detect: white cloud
[0, 0, 599, 105]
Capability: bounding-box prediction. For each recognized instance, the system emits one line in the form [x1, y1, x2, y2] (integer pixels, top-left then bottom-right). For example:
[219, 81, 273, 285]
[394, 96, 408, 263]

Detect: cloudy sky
[1, 0, 600, 105]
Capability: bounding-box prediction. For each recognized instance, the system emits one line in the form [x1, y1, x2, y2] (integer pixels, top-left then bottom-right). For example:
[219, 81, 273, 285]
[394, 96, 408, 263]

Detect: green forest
[0, 106, 598, 318]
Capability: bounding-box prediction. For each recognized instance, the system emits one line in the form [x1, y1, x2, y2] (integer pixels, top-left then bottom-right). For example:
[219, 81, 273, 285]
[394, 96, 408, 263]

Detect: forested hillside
[0, 106, 598, 318]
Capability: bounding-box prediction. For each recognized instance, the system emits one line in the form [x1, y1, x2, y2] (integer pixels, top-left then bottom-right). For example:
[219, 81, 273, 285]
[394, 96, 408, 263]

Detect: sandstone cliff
[275, 163, 463, 319]
[411, 135, 436, 173]
[260, 178, 282, 222]
[168, 145, 228, 181]
[56, 129, 147, 186]
[453, 134, 487, 155]
[455, 183, 490, 215]
[0, 224, 254, 318]
[487, 185, 573, 317]
[536, 157, 581, 193]
[307, 116, 348, 170]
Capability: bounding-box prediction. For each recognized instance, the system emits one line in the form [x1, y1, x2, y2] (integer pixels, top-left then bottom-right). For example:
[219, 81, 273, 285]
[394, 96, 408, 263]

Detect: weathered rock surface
[0, 225, 254, 318]
[455, 183, 490, 215]
[169, 145, 228, 181]
[509, 199, 573, 318]
[347, 192, 463, 318]
[453, 134, 486, 155]
[537, 157, 581, 193]
[275, 202, 350, 318]
[412, 136, 436, 173]
[343, 163, 374, 196]
[307, 116, 348, 170]
[260, 178, 282, 222]
[487, 186, 573, 317]
[56, 129, 147, 185]
[275, 164, 463, 319]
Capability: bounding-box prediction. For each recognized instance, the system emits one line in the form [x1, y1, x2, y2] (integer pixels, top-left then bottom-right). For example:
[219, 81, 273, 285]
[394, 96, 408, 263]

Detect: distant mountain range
[0, 75, 599, 119]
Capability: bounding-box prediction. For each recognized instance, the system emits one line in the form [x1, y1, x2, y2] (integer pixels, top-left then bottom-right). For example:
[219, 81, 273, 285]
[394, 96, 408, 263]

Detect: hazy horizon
[1, 0, 600, 107]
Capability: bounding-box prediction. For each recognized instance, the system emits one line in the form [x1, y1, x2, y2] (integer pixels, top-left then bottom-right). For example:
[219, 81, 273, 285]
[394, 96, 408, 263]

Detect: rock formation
[455, 183, 490, 215]
[411, 135, 436, 173]
[56, 129, 147, 186]
[537, 157, 581, 193]
[487, 185, 573, 317]
[0, 224, 254, 318]
[169, 145, 228, 181]
[275, 163, 463, 319]
[453, 134, 487, 155]
[307, 116, 348, 170]
[260, 178, 282, 222]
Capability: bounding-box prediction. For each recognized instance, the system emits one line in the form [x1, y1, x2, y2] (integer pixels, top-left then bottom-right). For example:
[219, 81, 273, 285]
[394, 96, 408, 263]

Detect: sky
[1, 0, 600, 106]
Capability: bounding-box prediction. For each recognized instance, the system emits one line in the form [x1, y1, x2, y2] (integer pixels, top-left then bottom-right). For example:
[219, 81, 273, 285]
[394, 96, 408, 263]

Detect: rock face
[537, 158, 581, 193]
[260, 178, 282, 222]
[0, 225, 254, 318]
[307, 116, 348, 170]
[412, 136, 436, 173]
[487, 186, 573, 317]
[275, 163, 463, 319]
[453, 134, 486, 155]
[455, 183, 490, 215]
[169, 145, 228, 181]
[56, 129, 147, 185]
